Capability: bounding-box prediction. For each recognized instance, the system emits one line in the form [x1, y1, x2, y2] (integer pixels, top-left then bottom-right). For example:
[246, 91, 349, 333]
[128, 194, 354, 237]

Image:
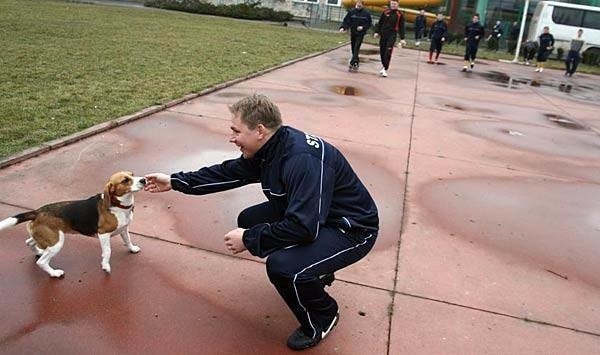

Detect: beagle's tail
[0, 211, 37, 231]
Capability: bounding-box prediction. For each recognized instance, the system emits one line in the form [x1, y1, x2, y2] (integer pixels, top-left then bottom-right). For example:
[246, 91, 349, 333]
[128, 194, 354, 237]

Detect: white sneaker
[380, 68, 388, 77]
[539, 67, 544, 73]
[525, 61, 530, 66]
[415, 41, 421, 46]
[535, 67, 540, 72]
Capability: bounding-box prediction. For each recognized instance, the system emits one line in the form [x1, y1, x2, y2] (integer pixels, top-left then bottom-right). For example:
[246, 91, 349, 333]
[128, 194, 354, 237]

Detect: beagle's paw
[50, 269, 65, 278]
[102, 263, 111, 274]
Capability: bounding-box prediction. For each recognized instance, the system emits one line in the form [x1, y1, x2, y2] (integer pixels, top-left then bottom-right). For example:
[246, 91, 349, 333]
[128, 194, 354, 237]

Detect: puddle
[544, 113, 587, 130]
[332, 85, 359, 96]
[472, 71, 600, 102]
[477, 71, 529, 89]
[558, 83, 573, 93]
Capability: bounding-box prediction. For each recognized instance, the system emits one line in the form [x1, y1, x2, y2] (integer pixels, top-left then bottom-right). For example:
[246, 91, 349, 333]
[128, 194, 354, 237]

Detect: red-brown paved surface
[1, 44, 600, 354]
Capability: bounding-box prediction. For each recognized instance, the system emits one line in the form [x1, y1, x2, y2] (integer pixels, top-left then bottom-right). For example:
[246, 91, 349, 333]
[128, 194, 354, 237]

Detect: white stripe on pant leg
[292, 234, 374, 338]
[313, 137, 325, 241]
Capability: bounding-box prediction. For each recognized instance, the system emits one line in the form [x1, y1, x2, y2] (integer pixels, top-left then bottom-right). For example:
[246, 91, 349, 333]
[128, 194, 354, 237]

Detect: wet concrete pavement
[1, 45, 599, 354]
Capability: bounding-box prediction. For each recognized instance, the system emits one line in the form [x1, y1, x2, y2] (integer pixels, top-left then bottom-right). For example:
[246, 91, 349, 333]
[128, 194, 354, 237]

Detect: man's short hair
[229, 94, 282, 130]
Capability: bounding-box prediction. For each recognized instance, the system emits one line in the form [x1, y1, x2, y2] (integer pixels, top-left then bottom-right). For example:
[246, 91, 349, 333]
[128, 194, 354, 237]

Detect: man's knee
[266, 251, 294, 281]
[237, 208, 253, 229]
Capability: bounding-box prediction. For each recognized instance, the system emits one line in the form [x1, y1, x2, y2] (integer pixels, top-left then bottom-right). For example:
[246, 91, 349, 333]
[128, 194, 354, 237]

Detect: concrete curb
[0, 42, 348, 170]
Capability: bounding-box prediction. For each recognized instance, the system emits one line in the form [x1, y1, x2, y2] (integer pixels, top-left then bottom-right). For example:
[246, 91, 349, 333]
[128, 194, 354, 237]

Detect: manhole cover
[332, 85, 359, 96]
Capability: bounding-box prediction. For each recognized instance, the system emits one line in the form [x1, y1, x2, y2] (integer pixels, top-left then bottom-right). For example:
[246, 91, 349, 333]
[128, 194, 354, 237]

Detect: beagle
[0, 171, 146, 278]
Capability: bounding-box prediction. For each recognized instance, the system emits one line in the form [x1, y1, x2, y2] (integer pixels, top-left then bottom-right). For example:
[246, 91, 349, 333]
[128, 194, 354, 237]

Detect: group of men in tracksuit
[340, 3, 487, 75]
[340, 0, 405, 77]
[342, 3, 586, 77]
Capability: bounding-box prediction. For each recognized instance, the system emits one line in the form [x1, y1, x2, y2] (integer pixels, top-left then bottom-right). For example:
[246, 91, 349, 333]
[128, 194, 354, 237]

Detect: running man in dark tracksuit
[427, 13, 448, 64]
[373, 0, 406, 77]
[339, 0, 372, 72]
[414, 9, 426, 46]
[462, 14, 485, 72]
[535, 26, 554, 73]
[144, 94, 379, 351]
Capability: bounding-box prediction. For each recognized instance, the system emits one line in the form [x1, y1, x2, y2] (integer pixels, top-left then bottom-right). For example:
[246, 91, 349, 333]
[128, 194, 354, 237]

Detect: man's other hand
[224, 228, 248, 254]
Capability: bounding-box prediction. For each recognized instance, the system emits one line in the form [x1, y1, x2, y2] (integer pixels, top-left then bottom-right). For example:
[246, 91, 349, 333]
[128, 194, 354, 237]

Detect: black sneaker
[319, 273, 335, 287]
[287, 313, 339, 350]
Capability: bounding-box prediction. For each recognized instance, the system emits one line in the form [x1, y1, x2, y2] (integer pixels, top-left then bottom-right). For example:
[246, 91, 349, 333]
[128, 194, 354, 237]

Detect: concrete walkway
[1, 45, 599, 354]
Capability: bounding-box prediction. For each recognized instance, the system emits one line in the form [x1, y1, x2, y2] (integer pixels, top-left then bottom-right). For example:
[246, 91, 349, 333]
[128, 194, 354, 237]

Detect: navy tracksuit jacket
[429, 20, 448, 53]
[170, 126, 379, 337]
[464, 21, 485, 61]
[170, 125, 378, 257]
[341, 7, 373, 66]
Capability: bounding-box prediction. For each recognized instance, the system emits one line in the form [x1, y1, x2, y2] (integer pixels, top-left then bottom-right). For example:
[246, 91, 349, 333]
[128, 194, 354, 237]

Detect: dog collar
[111, 196, 133, 210]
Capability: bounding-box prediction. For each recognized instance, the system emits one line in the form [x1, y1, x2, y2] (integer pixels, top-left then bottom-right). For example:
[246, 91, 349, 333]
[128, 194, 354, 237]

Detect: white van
[527, 1, 600, 59]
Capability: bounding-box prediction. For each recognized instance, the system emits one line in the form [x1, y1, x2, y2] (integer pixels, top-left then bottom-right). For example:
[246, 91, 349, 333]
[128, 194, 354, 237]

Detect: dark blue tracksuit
[464, 21, 485, 62]
[537, 33, 554, 62]
[429, 20, 448, 57]
[341, 7, 372, 67]
[170, 126, 379, 339]
[414, 14, 426, 40]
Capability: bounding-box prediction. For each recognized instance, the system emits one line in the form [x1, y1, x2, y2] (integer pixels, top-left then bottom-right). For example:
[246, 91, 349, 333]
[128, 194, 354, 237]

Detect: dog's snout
[139, 178, 146, 185]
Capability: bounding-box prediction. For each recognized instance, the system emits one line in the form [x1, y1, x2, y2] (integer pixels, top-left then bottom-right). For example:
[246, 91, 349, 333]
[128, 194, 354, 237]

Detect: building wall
[210, 0, 346, 20]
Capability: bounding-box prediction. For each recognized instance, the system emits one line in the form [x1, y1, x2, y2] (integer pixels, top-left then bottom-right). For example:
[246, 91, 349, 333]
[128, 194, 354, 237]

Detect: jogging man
[535, 26, 554, 73]
[462, 14, 485, 72]
[373, 0, 406, 77]
[427, 13, 448, 64]
[414, 9, 426, 46]
[340, 0, 372, 72]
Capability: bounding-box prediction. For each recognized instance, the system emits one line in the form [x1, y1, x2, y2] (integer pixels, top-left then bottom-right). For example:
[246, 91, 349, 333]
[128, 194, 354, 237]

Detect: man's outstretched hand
[224, 228, 248, 254]
[144, 173, 172, 193]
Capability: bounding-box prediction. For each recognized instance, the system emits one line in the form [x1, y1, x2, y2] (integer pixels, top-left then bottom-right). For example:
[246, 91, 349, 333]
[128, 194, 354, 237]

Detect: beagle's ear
[102, 182, 112, 209]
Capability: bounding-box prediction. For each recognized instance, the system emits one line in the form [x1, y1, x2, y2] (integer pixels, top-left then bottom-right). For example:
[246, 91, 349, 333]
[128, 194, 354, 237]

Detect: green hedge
[145, 0, 293, 22]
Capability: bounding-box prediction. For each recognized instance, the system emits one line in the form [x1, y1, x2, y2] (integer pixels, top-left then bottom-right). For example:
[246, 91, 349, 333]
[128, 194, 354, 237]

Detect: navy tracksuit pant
[379, 33, 397, 70]
[350, 33, 365, 67]
[430, 38, 444, 57]
[238, 202, 377, 339]
[565, 50, 581, 75]
[464, 39, 480, 62]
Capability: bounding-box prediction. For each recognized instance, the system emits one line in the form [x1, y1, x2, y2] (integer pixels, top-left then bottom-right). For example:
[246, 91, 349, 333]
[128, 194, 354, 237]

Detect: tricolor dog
[0, 171, 146, 278]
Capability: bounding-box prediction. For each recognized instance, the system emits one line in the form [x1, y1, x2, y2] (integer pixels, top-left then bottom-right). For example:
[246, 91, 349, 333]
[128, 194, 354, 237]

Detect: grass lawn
[0, 0, 341, 159]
